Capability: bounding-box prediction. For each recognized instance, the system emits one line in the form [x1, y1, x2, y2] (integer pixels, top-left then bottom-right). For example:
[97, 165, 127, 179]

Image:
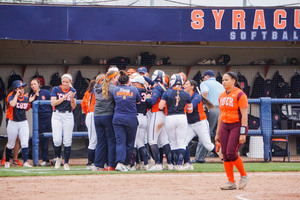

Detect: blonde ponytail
[175, 85, 181, 107]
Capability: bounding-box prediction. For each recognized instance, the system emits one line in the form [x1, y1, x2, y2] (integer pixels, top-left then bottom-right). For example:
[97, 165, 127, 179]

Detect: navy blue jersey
[29, 89, 52, 118]
[51, 86, 77, 112]
[137, 87, 149, 115]
[161, 88, 191, 115]
[186, 92, 207, 124]
[9, 95, 29, 122]
[113, 85, 141, 116]
[146, 84, 165, 112]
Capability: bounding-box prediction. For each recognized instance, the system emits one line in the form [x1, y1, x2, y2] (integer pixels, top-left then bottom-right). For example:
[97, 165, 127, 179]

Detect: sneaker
[177, 165, 184, 171]
[108, 166, 115, 171]
[210, 59, 216, 65]
[166, 164, 174, 170]
[115, 163, 129, 172]
[192, 159, 205, 164]
[23, 161, 33, 168]
[87, 163, 97, 170]
[40, 161, 50, 167]
[13, 159, 23, 166]
[238, 176, 249, 189]
[64, 163, 70, 170]
[143, 164, 149, 170]
[183, 163, 194, 170]
[92, 167, 105, 171]
[220, 181, 237, 190]
[146, 164, 162, 171]
[1, 158, 6, 166]
[55, 157, 62, 169]
[197, 59, 211, 65]
[4, 162, 10, 168]
[130, 166, 136, 171]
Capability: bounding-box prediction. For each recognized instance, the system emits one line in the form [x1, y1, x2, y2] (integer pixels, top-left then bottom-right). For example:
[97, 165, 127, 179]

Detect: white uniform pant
[186, 119, 214, 152]
[134, 114, 148, 148]
[7, 120, 29, 149]
[86, 112, 97, 150]
[165, 114, 188, 150]
[148, 111, 169, 147]
[52, 112, 74, 147]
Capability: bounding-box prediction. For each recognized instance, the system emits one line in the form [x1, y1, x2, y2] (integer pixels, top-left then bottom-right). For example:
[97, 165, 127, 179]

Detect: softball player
[81, 79, 97, 170]
[50, 74, 77, 170]
[130, 75, 151, 170]
[113, 70, 141, 172]
[94, 70, 118, 171]
[216, 72, 249, 190]
[183, 79, 218, 170]
[159, 74, 193, 170]
[5, 80, 35, 168]
[146, 70, 172, 171]
[30, 78, 52, 166]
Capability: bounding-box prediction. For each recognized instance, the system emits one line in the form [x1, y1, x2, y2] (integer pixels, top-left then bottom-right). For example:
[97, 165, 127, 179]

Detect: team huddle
[3, 66, 249, 190]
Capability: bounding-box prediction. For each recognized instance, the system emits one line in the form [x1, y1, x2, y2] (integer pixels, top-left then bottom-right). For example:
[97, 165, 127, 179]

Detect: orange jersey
[81, 90, 96, 114]
[6, 91, 13, 120]
[219, 87, 248, 123]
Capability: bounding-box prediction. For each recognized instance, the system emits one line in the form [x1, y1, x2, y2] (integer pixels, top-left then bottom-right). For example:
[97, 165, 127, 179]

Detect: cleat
[13, 159, 23, 166]
[55, 157, 62, 169]
[220, 181, 237, 190]
[64, 163, 70, 170]
[177, 165, 184, 171]
[238, 176, 249, 189]
[166, 164, 174, 170]
[39, 161, 50, 167]
[108, 166, 115, 171]
[143, 164, 149, 170]
[115, 163, 129, 172]
[5, 162, 10, 168]
[183, 163, 194, 171]
[87, 163, 97, 170]
[23, 161, 33, 168]
[1, 158, 6, 166]
[130, 166, 136, 171]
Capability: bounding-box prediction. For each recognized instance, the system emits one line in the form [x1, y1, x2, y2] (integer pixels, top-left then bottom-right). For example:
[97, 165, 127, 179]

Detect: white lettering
[261, 31, 268, 40]
[282, 31, 288, 40]
[272, 31, 278, 40]
[294, 31, 299, 40]
[251, 31, 257, 40]
[230, 31, 236, 40]
[241, 31, 247, 40]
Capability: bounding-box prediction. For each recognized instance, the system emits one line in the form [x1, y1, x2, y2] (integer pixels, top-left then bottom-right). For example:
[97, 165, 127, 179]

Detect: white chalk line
[236, 192, 300, 200]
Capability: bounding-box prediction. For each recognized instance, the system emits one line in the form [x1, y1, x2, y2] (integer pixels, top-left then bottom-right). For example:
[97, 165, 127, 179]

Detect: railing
[31, 98, 300, 166]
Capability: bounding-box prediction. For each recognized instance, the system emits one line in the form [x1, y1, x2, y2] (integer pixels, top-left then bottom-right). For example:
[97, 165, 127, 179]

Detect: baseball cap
[137, 67, 147, 74]
[130, 75, 145, 84]
[13, 80, 27, 89]
[127, 68, 136, 76]
[202, 70, 215, 78]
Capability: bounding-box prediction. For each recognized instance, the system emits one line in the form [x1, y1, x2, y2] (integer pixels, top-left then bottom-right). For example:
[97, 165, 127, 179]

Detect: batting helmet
[170, 74, 184, 87]
[152, 70, 165, 83]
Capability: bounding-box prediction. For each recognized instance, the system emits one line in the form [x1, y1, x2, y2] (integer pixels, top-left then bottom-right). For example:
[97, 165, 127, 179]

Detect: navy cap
[202, 70, 215, 78]
[137, 67, 147, 74]
[12, 80, 27, 89]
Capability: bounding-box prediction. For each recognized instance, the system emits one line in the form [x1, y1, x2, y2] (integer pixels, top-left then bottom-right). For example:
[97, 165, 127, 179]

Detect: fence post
[32, 101, 39, 166]
[260, 97, 272, 161]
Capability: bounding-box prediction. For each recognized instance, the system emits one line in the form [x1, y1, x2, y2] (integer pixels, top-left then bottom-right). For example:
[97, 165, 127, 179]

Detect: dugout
[0, 4, 300, 161]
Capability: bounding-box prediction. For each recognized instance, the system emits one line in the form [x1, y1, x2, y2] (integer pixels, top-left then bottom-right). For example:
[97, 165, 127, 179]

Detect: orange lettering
[212, 10, 224, 29]
[295, 9, 300, 29]
[232, 10, 245, 29]
[274, 9, 286, 29]
[191, 10, 204, 30]
[253, 10, 266, 29]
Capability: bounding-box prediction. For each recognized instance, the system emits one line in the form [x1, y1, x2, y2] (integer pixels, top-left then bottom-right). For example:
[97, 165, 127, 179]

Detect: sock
[6, 148, 12, 162]
[150, 144, 160, 164]
[22, 148, 29, 163]
[54, 145, 62, 158]
[87, 149, 95, 164]
[177, 149, 186, 166]
[184, 146, 191, 164]
[162, 144, 171, 164]
[145, 143, 152, 160]
[64, 146, 71, 164]
[159, 148, 164, 164]
[233, 156, 247, 177]
[136, 149, 140, 164]
[172, 150, 178, 165]
[131, 148, 137, 167]
[139, 146, 149, 165]
[224, 161, 235, 183]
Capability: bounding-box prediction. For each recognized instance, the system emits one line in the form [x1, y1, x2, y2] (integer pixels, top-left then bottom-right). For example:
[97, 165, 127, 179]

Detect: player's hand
[69, 91, 76, 99]
[215, 134, 220, 143]
[146, 94, 151, 99]
[239, 135, 246, 144]
[29, 94, 36, 103]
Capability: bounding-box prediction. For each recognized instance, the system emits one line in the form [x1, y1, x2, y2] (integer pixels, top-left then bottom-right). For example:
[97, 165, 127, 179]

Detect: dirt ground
[1, 172, 300, 200]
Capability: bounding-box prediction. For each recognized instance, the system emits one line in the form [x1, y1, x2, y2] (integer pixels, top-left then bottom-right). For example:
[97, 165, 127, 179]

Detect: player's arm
[239, 107, 248, 144]
[70, 92, 77, 109]
[51, 95, 66, 107]
[186, 103, 193, 113]
[10, 90, 21, 107]
[215, 113, 222, 143]
[158, 99, 166, 110]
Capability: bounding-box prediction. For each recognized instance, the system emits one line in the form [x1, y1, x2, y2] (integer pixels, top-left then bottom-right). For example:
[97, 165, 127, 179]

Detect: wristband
[240, 126, 247, 135]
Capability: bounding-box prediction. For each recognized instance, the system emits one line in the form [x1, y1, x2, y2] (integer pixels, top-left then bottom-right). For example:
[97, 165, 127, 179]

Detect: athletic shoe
[64, 163, 70, 171]
[55, 157, 62, 169]
[108, 166, 115, 171]
[166, 164, 174, 170]
[143, 164, 149, 170]
[183, 163, 194, 171]
[92, 167, 105, 171]
[130, 166, 136, 171]
[220, 181, 237, 190]
[238, 176, 249, 189]
[87, 163, 97, 170]
[177, 165, 184, 171]
[23, 161, 33, 168]
[115, 163, 129, 172]
[192, 159, 205, 164]
[4, 162, 10, 168]
[135, 163, 141, 170]
[1, 158, 6, 166]
[40, 161, 51, 167]
[12, 159, 23, 166]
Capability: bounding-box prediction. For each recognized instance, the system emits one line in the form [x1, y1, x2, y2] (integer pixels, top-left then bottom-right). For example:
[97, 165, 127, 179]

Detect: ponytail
[102, 71, 117, 99]
[175, 85, 181, 107]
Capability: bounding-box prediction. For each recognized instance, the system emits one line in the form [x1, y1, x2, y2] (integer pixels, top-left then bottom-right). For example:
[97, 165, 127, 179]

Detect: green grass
[1, 162, 300, 177]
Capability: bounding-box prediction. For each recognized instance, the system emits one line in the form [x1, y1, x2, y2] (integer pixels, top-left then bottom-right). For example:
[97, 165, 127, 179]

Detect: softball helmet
[170, 74, 184, 87]
[152, 70, 165, 83]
